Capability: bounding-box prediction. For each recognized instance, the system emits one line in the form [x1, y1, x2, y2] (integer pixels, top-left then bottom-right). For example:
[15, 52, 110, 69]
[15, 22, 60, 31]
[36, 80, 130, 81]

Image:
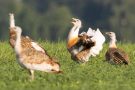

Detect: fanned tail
[87, 28, 105, 57]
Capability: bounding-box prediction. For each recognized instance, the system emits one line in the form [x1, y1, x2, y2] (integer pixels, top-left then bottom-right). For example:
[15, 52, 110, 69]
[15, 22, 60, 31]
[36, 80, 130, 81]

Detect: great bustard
[9, 13, 62, 80]
[67, 18, 105, 63]
[105, 32, 130, 65]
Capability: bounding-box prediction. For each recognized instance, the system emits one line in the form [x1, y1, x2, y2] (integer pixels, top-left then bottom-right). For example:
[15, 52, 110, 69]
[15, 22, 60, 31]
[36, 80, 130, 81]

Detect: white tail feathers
[87, 28, 95, 36]
[9, 13, 15, 28]
[87, 28, 105, 57]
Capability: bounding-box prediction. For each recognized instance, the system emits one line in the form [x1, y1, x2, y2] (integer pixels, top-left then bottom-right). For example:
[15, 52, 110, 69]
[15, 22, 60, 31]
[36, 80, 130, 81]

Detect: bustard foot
[28, 69, 34, 81]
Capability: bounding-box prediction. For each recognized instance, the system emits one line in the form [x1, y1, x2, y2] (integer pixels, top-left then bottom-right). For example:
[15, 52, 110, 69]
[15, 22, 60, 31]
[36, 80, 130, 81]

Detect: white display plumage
[86, 28, 105, 56]
[67, 18, 105, 62]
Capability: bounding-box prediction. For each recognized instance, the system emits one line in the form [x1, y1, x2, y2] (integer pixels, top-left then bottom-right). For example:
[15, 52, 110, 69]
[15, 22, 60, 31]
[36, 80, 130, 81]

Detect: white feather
[88, 28, 105, 57]
[31, 42, 45, 53]
[87, 28, 96, 36]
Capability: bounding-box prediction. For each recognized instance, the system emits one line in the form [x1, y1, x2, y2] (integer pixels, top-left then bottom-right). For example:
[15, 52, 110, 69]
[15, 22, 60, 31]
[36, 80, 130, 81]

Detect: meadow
[0, 41, 135, 90]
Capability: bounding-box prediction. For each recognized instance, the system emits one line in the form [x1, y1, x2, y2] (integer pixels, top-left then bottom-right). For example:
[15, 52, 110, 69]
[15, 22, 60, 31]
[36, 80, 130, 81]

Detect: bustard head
[106, 32, 116, 40]
[71, 18, 82, 28]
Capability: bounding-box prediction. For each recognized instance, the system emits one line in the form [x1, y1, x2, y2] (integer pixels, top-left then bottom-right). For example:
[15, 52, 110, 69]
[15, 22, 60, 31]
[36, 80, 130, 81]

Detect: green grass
[0, 41, 135, 90]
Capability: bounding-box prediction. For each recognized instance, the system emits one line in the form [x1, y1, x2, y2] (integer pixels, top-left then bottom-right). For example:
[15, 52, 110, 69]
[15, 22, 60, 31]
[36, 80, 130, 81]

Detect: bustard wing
[113, 49, 129, 64]
[31, 41, 45, 53]
[25, 36, 46, 53]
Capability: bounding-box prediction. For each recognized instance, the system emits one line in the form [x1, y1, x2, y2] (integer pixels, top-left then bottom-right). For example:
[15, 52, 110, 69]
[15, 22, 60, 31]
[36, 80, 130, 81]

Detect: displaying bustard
[67, 18, 105, 63]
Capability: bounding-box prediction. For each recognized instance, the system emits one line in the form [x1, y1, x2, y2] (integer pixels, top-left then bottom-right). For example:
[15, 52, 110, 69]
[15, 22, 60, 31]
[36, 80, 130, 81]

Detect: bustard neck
[109, 36, 117, 48]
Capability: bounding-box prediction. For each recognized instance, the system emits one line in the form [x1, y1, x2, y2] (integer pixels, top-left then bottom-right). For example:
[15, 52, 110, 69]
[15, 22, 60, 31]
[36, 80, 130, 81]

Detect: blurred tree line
[0, 0, 135, 42]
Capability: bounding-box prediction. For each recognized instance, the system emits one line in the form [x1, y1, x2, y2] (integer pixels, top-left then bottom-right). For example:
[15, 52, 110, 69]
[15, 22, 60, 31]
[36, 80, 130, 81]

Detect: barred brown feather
[105, 48, 129, 65]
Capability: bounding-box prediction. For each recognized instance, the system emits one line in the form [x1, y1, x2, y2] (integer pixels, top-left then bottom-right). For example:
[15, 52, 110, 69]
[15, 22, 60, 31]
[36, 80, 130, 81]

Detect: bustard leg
[29, 69, 34, 81]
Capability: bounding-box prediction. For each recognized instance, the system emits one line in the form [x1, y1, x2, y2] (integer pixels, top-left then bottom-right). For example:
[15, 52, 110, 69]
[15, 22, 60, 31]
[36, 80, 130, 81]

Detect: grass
[0, 41, 135, 90]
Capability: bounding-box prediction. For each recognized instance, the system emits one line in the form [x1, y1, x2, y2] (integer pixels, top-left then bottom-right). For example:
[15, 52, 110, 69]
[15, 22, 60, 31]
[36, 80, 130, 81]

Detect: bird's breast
[67, 37, 79, 49]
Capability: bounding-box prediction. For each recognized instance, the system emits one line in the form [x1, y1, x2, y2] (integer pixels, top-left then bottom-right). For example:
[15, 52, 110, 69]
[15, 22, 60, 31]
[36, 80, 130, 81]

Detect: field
[0, 41, 135, 90]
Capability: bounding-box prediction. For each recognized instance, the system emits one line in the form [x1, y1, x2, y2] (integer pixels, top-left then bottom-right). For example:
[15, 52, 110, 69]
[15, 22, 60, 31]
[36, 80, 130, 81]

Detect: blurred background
[0, 0, 135, 42]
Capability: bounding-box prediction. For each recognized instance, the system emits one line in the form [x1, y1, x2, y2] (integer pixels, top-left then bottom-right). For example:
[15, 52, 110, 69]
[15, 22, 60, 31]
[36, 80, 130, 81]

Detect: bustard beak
[71, 17, 76, 21]
[71, 18, 76, 25]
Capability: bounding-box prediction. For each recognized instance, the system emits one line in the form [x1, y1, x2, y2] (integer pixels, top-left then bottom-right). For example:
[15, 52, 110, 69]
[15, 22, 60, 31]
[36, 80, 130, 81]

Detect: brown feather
[9, 27, 46, 52]
[71, 33, 95, 62]
[105, 48, 129, 65]
[9, 27, 16, 48]
[9, 27, 57, 64]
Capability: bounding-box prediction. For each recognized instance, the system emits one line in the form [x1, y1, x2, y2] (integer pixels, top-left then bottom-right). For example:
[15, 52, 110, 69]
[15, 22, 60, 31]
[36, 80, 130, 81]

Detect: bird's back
[17, 45, 59, 72]
[105, 48, 129, 64]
